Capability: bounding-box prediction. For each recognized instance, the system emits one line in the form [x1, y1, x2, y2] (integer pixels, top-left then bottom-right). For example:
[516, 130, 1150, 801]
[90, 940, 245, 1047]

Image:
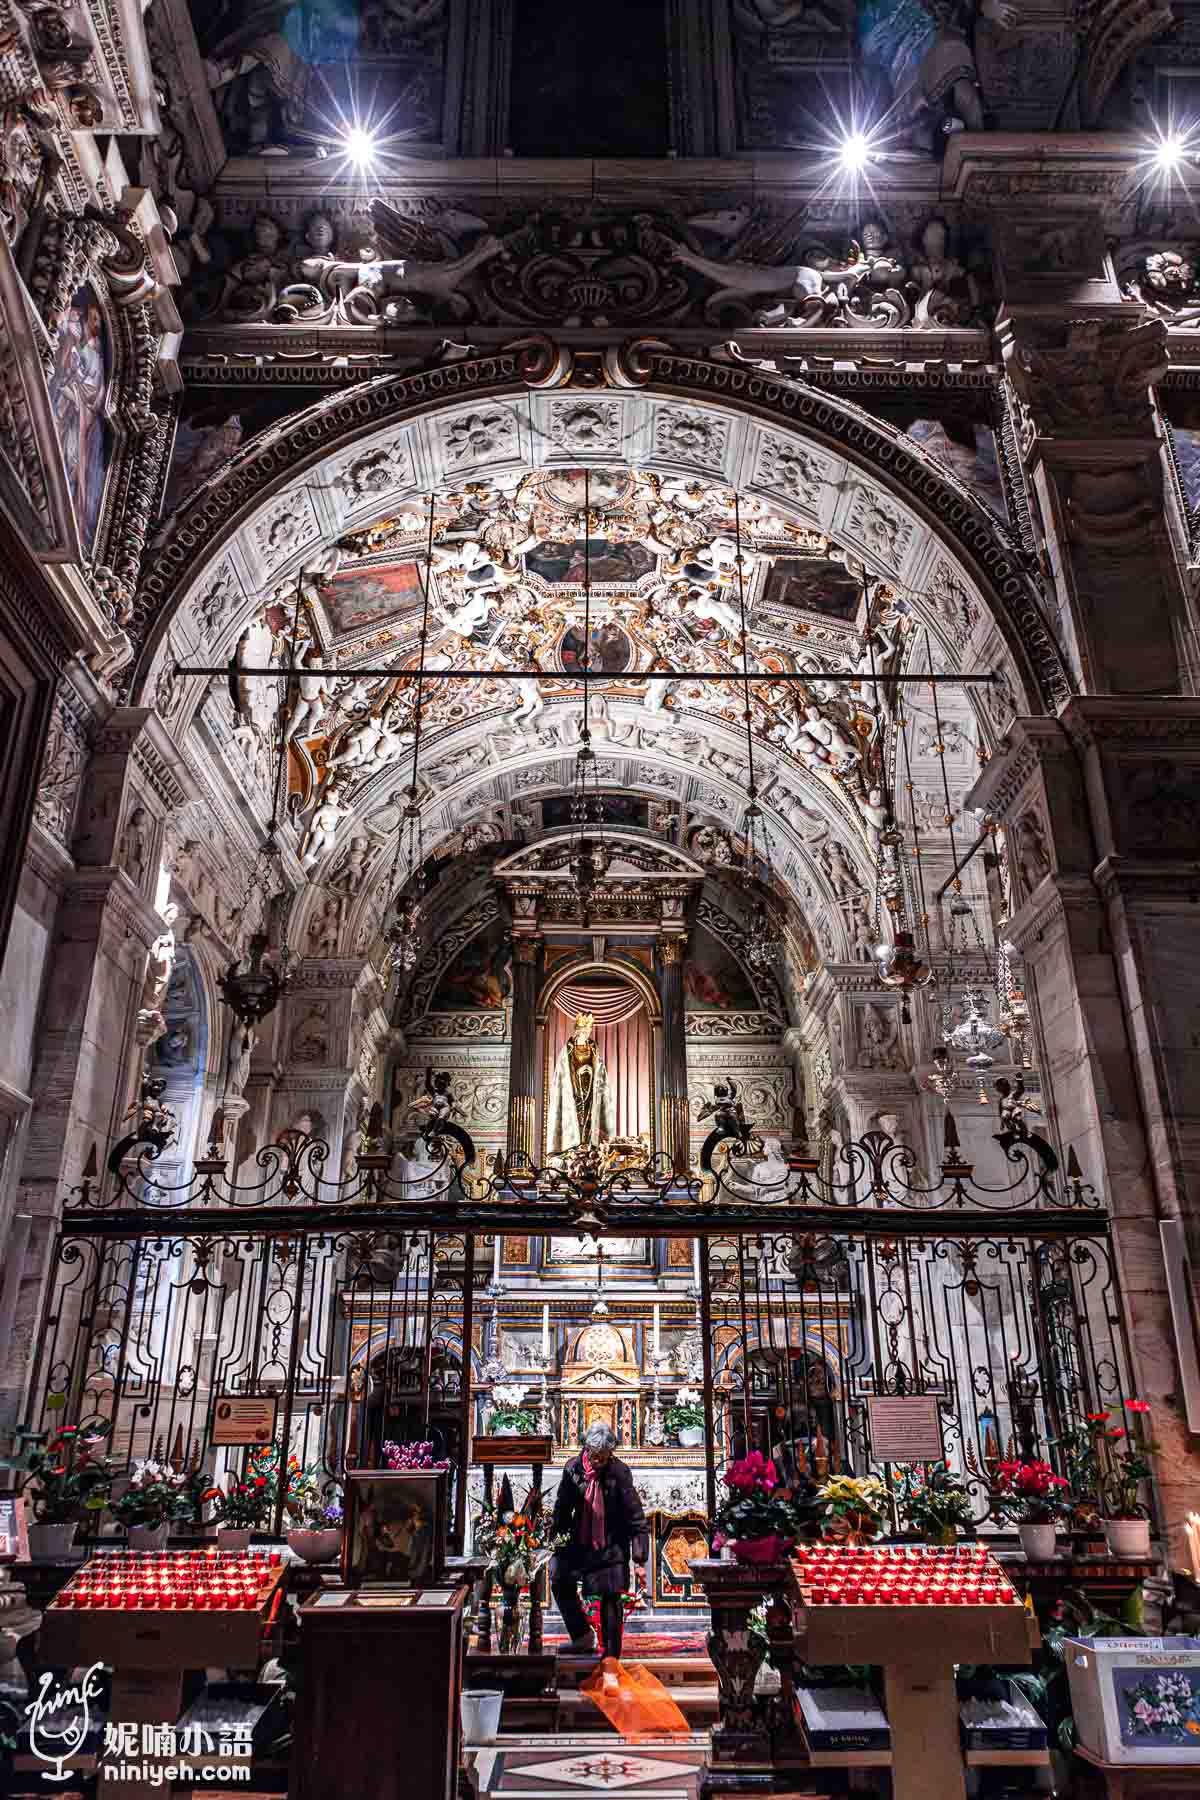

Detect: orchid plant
[382, 1440, 450, 1472]
[22, 1420, 115, 1524]
[488, 1383, 536, 1434]
[108, 1459, 197, 1529]
[664, 1387, 705, 1436]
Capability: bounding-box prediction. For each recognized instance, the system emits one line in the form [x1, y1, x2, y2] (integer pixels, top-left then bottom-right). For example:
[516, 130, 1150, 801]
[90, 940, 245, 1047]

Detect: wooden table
[1073, 1744, 1200, 1798]
[292, 1581, 471, 1800]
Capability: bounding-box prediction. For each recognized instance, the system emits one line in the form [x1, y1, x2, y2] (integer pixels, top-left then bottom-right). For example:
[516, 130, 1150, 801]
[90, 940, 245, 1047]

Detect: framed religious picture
[342, 1468, 448, 1588]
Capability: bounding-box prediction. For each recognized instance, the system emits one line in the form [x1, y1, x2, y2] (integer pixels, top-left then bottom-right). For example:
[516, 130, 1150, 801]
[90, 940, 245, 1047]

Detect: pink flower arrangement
[723, 1451, 779, 1495]
[382, 1439, 449, 1471]
[992, 1458, 1070, 1525]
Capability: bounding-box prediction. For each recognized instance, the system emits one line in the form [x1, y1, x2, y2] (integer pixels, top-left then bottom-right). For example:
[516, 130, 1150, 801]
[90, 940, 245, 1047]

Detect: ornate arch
[130, 341, 1070, 715]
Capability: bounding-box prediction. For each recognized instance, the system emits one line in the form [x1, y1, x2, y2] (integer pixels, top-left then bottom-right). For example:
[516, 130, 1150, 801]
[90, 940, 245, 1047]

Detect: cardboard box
[797, 1685, 890, 1752]
[1064, 1636, 1200, 1765]
[960, 1684, 1047, 1751]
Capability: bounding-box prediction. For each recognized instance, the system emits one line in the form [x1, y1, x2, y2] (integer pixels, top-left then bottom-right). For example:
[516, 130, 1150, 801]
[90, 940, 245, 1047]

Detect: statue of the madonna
[548, 1012, 616, 1155]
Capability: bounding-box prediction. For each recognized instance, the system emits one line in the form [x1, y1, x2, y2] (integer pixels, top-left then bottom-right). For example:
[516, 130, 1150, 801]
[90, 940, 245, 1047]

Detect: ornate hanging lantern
[873, 928, 933, 1022]
[219, 932, 287, 1029]
[944, 987, 1007, 1070]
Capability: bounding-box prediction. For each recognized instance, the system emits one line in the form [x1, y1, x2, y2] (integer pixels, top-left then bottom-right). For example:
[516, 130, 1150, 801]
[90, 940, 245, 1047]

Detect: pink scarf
[580, 1452, 607, 1550]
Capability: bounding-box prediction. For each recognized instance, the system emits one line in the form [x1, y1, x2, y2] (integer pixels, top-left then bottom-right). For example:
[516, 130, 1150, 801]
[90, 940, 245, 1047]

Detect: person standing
[550, 1424, 648, 1658]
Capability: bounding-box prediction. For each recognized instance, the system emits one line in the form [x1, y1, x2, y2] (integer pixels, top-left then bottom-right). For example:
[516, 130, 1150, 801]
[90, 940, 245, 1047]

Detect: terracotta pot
[730, 1535, 794, 1565]
[127, 1523, 170, 1552]
[287, 1527, 342, 1564]
[1019, 1521, 1058, 1561]
[1103, 1517, 1151, 1558]
[27, 1521, 78, 1561]
[216, 1526, 252, 1552]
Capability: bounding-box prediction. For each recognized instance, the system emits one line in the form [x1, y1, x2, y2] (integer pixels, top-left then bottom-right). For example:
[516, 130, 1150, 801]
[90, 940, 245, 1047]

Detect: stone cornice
[967, 717, 1074, 821]
[285, 957, 375, 992]
[62, 865, 164, 949]
[1002, 873, 1099, 956]
[1093, 857, 1200, 905]
[1057, 697, 1200, 756]
[25, 820, 76, 891]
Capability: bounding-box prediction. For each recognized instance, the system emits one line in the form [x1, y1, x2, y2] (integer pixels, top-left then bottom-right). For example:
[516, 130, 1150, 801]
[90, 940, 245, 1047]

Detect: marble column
[969, 707, 1200, 1556]
[656, 935, 689, 1175]
[505, 936, 540, 1169]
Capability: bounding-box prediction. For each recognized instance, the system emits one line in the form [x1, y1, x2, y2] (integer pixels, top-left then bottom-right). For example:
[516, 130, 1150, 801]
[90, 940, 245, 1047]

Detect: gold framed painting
[342, 1469, 448, 1588]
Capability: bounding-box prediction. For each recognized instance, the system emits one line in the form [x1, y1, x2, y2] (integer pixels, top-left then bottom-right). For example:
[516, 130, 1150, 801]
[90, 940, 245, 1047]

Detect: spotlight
[839, 132, 872, 174]
[344, 127, 377, 167]
[1155, 134, 1185, 171]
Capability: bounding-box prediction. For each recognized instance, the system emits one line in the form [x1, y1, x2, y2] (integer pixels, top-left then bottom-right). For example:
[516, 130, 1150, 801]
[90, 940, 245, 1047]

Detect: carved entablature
[495, 829, 705, 937]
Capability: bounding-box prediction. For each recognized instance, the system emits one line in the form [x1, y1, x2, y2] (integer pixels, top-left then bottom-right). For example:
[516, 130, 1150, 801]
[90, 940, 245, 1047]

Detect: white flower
[676, 1387, 701, 1407]
[493, 1383, 528, 1407]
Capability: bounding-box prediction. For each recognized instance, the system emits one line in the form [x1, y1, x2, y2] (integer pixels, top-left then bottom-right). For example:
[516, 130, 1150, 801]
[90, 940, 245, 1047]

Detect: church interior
[6, 1, 1200, 1796]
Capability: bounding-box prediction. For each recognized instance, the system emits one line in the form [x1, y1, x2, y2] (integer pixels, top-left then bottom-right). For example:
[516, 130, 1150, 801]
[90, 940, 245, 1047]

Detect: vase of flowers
[713, 1452, 802, 1563]
[815, 1474, 889, 1545]
[22, 1420, 115, 1559]
[488, 1384, 536, 1436]
[895, 1462, 974, 1546]
[665, 1388, 705, 1449]
[473, 1495, 564, 1653]
[109, 1459, 197, 1550]
[991, 1458, 1070, 1559]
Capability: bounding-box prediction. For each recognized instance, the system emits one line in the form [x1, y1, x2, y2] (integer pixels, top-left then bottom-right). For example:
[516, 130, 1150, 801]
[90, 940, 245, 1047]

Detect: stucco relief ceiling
[144, 386, 1016, 965]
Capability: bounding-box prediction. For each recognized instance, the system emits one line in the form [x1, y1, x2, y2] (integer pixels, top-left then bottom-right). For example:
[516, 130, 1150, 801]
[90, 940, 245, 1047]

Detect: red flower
[1124, 1399, 1152, 1414]
[1106, 1428, 1126, 1439]
[1086, 1412, 1110, 1423]
[254, 1476, 267, 1487]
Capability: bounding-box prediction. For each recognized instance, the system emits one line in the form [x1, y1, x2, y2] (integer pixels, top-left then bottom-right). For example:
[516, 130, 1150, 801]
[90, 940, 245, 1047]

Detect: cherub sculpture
[992, 1076, 1058, 1173]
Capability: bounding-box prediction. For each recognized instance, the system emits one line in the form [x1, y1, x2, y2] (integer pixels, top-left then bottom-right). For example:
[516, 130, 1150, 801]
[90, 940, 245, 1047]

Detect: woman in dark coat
[550, 1423, 648, 1658]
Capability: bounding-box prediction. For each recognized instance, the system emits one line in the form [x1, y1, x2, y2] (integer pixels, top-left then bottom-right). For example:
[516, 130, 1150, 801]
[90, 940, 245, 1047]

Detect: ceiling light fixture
[839, 131, 872, 174]
[343, 126, 378, 167]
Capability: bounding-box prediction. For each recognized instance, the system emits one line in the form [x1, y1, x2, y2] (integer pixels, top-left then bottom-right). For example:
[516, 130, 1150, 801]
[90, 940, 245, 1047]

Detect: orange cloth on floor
[580, 1657, 690, 1743]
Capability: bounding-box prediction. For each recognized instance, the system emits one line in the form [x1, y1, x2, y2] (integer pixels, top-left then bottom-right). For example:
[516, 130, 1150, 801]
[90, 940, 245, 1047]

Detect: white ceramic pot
[216, 1526, 252, 1552]
[27, 1521, 79, 1561]
[1018, 1521, 1058, 1560]
[677, 1425, 705, 1449]
[287, 1527, 342, 1564]
[127, 1523, 170, 1552]
[492, 1424, 519, 1437]
[1103, 1517, 1151, 1558]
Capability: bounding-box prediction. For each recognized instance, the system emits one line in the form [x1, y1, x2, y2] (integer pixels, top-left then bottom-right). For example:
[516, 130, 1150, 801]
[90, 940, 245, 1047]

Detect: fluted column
[506, 936, 541, 1168]
[657, 936, 689, 1175]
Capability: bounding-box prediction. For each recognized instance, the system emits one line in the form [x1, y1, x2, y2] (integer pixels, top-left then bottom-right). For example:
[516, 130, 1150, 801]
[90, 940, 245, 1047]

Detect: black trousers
[550, 1551, 627, 1658]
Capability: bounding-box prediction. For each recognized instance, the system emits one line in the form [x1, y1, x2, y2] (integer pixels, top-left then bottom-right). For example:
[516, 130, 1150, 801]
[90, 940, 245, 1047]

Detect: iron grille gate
[25, 1214, 1139, 1545]
[698, 1226, 1139, 1528]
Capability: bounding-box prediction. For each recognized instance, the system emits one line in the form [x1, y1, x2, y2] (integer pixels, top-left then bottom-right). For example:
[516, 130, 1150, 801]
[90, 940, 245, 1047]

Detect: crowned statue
[548, 1012, 616, 1156]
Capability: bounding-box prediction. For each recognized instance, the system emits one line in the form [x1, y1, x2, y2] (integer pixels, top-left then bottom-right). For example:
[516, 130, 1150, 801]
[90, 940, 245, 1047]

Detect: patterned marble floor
[466, 1732, 708, 1795]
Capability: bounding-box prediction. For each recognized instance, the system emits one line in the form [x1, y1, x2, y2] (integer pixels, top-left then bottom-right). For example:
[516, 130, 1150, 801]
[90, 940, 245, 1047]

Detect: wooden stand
[1073, 1744, 1200, 1799]
[470, 1435, 552, 1653]
[292, 1581, 470, 1800]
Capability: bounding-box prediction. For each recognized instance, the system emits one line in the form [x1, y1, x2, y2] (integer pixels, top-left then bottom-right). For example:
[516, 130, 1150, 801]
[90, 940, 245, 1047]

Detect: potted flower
[21, 1421, 115, 1559]
[488, 1384, 536, 1437]
[896, 1462, 974, 1546]
[991, 1458, 1071, 1560]
[815, 1474, 889, 1545]
[712, 1451, 802, 1564]
[1100, 1411, 1154, 1558]
[665, 1388, 706, 1449]
[109, 1459, 196, 1550]
[202, 1448, 276, 1550]
[285, 1467, 344, 1564]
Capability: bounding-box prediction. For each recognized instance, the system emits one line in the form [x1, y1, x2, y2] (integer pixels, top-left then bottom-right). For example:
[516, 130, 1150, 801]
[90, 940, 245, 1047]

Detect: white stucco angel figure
[301, 783, 352, 869]
[328, 698, 413, 773]
[670, 581, 746, 640]
[786, 703, 861, 770]
[510, 657, 546, 728]
[285, 646, 332, 744]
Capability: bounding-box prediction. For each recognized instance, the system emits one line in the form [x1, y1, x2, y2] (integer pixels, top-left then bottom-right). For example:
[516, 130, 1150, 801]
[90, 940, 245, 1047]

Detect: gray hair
[583, 1422, 617, 1452]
